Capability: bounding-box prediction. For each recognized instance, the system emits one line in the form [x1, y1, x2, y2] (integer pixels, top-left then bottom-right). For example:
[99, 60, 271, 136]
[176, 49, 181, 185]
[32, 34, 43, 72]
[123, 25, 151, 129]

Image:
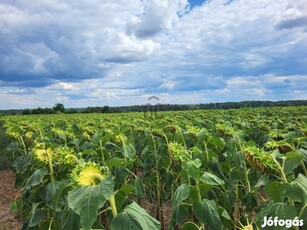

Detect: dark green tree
[53, 103, 65, 113]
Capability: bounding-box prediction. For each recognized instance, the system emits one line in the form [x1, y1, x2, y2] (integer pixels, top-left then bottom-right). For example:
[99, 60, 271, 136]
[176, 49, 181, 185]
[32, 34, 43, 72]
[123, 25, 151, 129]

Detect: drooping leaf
[119, 183, 135, 195]
[283, 174, 307, 203]
[134, 177, 145, 199]
[220, 208, 231, 220]
[62, 209, 80, 230]
[171, 203, 191, 225]
[298, 148, 307, 161]
[107, 157, 132, 168]
[284, 152, 303, 175]
[28, 203, 46, 227]
[219, 207, 233, 229]
[265, 181, 284, 202]
[208, 136, 225, 154]
[172, 184, 190, 208]
[39, 180, 61, 204]
[208, 157, 225, 179]
[52, 179, 70, 212]
[196, 129, 208, 142]
[122, 144, 136, 159]
[243, 192, 258, 213]
[189, 185, 200, 202]
[67, 177, 114, 230]
[199, 172, 225, 186]
[111, 202, 160, 230]
[257, 202, 297, 230]
[12, 153, 31, 172]
[182, 159, 202, 180]
[24, 167, 48, 191]
[193, 199, 223, 230]
[253, 174, 269, 191]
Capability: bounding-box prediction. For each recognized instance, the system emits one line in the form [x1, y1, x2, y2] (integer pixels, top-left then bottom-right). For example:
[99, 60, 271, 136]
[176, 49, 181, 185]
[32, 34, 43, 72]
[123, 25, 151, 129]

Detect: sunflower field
[0, 106, 306, 230]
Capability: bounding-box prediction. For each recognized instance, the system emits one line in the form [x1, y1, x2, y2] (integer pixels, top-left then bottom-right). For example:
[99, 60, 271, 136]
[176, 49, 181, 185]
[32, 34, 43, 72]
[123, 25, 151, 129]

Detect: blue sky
[0, 0, 306, 109]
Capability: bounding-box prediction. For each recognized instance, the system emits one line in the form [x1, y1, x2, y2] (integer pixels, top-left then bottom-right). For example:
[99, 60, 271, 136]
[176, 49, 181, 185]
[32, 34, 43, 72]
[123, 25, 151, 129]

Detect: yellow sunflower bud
[33, 147, 53, 162]
[72, 162, 107, 186]
[34, 149, 49, 162]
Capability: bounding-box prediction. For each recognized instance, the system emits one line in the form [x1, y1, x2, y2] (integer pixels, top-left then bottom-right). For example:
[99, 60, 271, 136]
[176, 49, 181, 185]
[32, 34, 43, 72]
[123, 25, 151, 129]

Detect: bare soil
[0, 170, 23, 230]
[140, 199, 172, 230]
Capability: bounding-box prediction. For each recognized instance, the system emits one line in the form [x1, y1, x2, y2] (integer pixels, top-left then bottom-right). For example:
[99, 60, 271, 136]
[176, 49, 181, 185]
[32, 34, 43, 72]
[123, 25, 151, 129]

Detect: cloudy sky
[0, 0, 306, 109]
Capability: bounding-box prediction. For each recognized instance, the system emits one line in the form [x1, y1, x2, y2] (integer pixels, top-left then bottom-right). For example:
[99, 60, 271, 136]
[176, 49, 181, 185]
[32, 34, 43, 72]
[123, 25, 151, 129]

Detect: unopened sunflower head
[52, 128, 64, 136]
[168, 142, 191, 163]
[7, 131, 19, 140]
[215, 123, 235, 137]
[185, 125, 202, 139]
[25, 131, 33, 141]
[55, 146, 78, 165]
[83, 131, 91, 140]
[33, 143, 53, 162]
[264, 140, 293, 153]
[114, 134, 128, 145]
[71, 162, 107, 186]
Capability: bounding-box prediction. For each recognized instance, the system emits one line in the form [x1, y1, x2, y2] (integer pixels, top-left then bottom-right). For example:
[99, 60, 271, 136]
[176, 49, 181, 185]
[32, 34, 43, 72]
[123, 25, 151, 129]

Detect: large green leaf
[298, 148, 307, 161]
[28, 203, 46, 227]
[199, 172, 225, 186]
[193, 199, 223, 230]
[51, 179, 70, 212]
[253, 174, 269, 191]
[265, 181, 284, 202]
[182, 159, 202, 180]
[284, 152, 303, 175]
[39, 180, 61, 204]
[12, 153, 31, 172]
[208, 136, 225, 154]
[107, 157, 132, 168]
[111, 202, 160, 230]
[119, 183, 135, 195]
[62, 209, 80, 230]
[134, 177, 145, 199]
[196, 129, 208, 142]
[208, 157, 225, 179]
[67, 177, 114, 230]
[172, 183, 190, 208]
[24, 167, 48, 191]
[122, 144, 136, 159]
[218, 206, 233, 229]
[283, 174, 307, 203]
[171, 203, 191, 225]
[257, 202, 297, 229]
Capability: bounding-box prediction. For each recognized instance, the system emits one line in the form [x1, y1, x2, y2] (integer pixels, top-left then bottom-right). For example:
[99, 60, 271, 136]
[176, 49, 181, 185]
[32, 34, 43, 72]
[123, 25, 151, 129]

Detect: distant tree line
[21, 104, 113, 115]
[102, 100, 307, 113]
[0, 100, 306, 115]
[21, 103, 68, 115]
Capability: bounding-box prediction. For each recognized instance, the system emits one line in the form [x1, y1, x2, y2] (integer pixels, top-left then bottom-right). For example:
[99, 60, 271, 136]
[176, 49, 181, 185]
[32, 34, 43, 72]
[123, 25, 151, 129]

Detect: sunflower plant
[68, 161, 161, 230]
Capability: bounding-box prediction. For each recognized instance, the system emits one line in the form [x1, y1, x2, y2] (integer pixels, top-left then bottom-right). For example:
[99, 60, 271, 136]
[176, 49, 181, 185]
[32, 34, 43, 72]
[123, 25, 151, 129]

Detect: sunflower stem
[47, 150, 55, 184]
[94, 174, 117, 217]
[109, 195, 117, 217]
[196, 180, 205, 229]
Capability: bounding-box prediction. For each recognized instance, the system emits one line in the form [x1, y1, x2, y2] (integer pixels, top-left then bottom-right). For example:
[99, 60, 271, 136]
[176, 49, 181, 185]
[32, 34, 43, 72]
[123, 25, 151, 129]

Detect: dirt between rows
[0, 170, 23, 230]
